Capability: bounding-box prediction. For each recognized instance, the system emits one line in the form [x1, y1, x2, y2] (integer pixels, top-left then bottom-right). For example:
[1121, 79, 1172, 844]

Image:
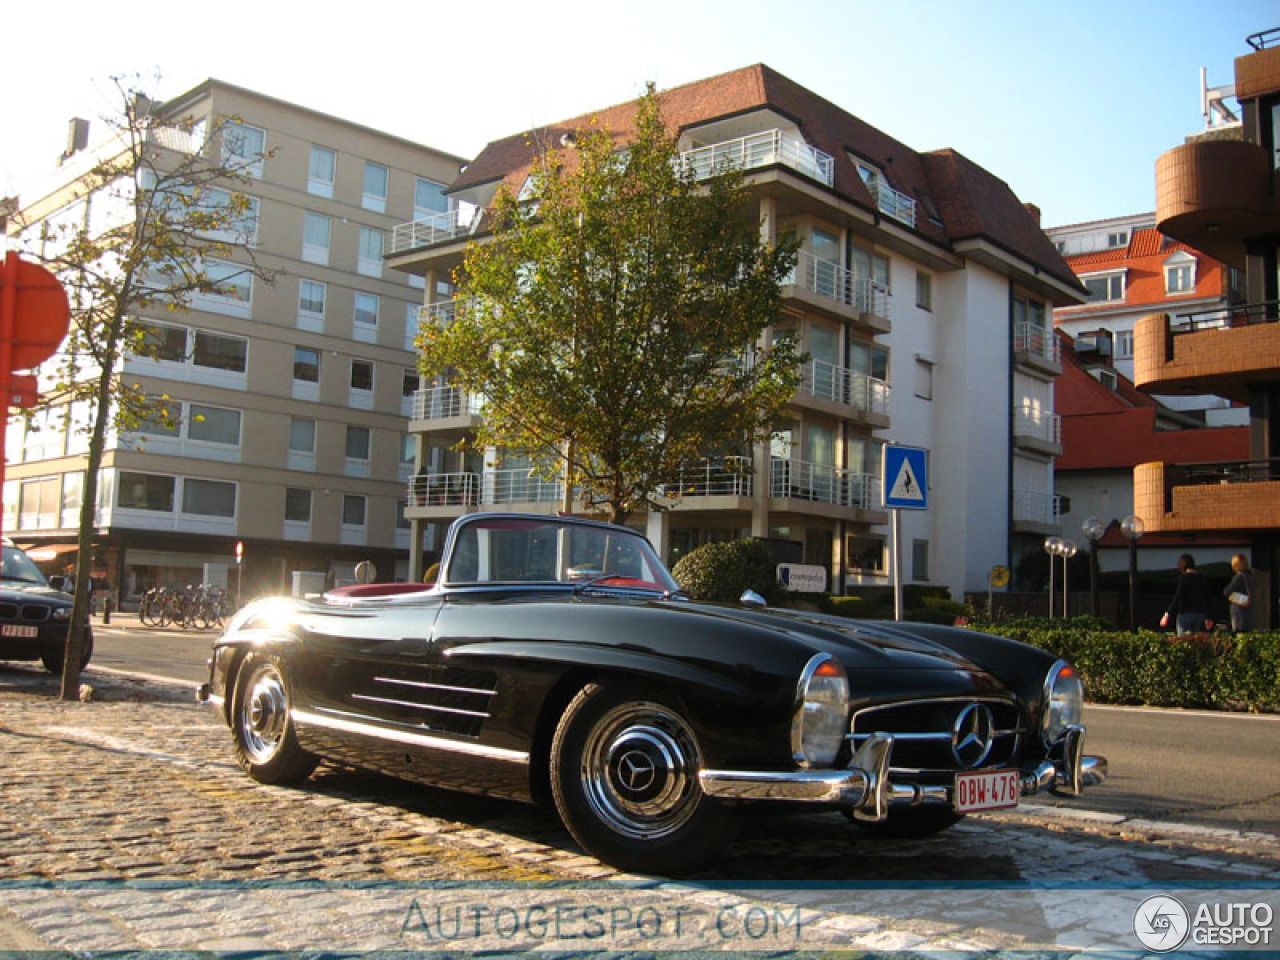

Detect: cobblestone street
[4, 663, 1280, 953]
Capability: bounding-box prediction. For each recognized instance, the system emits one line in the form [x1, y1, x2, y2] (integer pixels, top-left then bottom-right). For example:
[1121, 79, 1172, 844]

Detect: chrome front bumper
[698, 724, 1106, 822]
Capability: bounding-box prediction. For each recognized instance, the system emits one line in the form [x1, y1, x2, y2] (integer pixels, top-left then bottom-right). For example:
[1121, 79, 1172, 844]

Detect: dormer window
[1106, 231, 1129, 249]
[1081, 270, 1125, 303]
[1164, 250, 1197, 294]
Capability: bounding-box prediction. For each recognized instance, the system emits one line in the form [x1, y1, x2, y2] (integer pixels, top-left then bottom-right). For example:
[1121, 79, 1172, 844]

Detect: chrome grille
[848, 697, 1023, 773]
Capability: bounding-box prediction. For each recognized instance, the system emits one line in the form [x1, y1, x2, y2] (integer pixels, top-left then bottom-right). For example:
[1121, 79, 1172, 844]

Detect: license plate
[2, 624, 39, 638]
[954, 769, 1020, 812]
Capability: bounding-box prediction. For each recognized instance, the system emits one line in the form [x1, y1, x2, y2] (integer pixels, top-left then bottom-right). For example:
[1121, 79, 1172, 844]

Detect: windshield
[444, 516, 678, 593]
[2, 545, 50, 585]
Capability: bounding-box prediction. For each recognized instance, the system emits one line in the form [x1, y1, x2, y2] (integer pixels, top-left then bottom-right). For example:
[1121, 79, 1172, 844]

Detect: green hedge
[830, 590, 969, 626]
[965, 617, 1280, 713]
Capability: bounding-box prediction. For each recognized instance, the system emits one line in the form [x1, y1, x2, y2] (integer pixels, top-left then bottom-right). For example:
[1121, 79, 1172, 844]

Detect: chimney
[1023, 202, 1041, 226]
[61, 118, 90, 164]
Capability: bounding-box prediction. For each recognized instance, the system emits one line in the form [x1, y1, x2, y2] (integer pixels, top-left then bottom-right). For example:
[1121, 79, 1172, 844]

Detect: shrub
[671, 539, 786, 605]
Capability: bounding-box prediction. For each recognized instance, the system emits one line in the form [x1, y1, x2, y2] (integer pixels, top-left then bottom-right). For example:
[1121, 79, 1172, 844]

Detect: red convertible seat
[325, 583, 434, 601]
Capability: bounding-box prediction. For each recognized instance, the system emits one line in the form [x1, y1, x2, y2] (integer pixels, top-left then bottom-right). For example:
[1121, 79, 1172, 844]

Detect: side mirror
[48, 576, 70, 592]
[739, 589, 767, 608]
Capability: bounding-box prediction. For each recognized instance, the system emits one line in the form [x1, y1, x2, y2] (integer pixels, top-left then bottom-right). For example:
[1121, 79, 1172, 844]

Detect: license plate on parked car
[954, 769, 1020, 812]
[2, 624, 39, 638]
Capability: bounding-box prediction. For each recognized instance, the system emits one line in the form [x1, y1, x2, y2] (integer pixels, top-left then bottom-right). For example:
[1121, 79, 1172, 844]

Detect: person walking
[1223, 553, 1253, 634]
[1160, 553, 1209, 636]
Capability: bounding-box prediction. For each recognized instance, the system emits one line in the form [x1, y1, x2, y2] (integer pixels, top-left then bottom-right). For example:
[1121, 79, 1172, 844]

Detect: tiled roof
[449, 64, 1078, 293]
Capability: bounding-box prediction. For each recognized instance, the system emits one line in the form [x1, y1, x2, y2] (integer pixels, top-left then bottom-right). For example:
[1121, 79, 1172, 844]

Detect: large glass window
[415, 178, 449, 216]
[302, 212, 331, 264]
[846, 535, 886, 573]
[345, 425, 371, 461]
[182, 478, 236, 517]
[222, 122, 265, 177]
[354, 291, 379, 327]
[1082, 273, 1124, 303]
[289, 417, 316, 453]
[192, 330, 247, 372]
[203, 259, 252, 304]
[299, 279, 326, 316]
[187, 404, 241, 445]
[358, 227, 383, 276]
[308, 146, 336, 197]
[118, 472, 175, 512]
[294, 347, 320, 383]
[285, 487, 312, 522]
[363, 162, 389, 212]
[350, 359, 374, 392]
[342, 494, 367, 526]
[141, 322, 187, 362]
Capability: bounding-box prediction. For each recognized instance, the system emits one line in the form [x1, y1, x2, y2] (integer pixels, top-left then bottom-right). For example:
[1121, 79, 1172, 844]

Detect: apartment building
[1134, 27, 1280, 629]
[3, 80, 465, 603]
[1047, 213, 1244, 426]
[390, 64, 1084, 598]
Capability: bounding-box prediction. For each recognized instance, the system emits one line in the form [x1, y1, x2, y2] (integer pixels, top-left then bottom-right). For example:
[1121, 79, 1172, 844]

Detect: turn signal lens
[792, 654, 850, 768]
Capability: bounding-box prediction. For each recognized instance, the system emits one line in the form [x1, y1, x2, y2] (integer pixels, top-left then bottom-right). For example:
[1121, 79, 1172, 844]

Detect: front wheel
[232, 653, 318, 784]
[550, 683, 737, 875]
[41, 632, 93, 674]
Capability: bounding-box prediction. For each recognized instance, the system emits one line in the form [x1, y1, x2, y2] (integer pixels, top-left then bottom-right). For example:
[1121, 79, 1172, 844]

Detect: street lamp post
[1121, 515, 1144, 632]
[1083, 516, 1104, 618]
[1059, 539, 1078, 619]
[1043, 537, 1062, 618]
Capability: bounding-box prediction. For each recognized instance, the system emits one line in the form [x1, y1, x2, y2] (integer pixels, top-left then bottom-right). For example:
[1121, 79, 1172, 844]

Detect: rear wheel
[232, 653, 317, 784]
[550, 682, 737, 875]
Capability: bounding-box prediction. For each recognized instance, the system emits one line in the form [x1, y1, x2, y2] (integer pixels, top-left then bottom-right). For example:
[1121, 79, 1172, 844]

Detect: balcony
[408, 385, 483, 443]
[484, 468, 564, 506]
[770, 459, 879, 513]
[796, 359, 890, 424]
[863, 179, 917, 229]
[1013, 322, 1061, 376]
[1155, 138, 1279, 268]
[388, 207, 482, 256]
[680, 130, 834, 187]
[782, 252, 891, 331]
[1135, 459, 1280, 533]
[1133, 304, 1280, 403]
[405, 472, 480, 519]
[657, 457, 754, 504]
[1013, 404, 1062, 457]
[1012, 489, 1062, 534]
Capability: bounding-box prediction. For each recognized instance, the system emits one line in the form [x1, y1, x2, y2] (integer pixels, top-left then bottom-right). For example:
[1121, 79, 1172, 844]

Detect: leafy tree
[6, 75, 272, 700]
[419, 85, 800, 525]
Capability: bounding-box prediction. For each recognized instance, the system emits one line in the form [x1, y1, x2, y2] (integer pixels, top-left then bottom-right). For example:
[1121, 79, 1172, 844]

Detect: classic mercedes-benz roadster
[199, 512, 1106, 874]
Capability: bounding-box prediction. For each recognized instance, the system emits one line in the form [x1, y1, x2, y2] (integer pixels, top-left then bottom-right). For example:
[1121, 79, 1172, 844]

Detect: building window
[308, 146, 336, 197]
[402, 369, 420, 398]
[289, 417, 316, 454]
[350, 359, 374, 392]
[915, 270, 932, 311]
[354, 291, 379, 328]
[298, 279, 325, 331]
[141, 323, 187, 362]
[285, 487, 312, 523]
[846, 535, 886, 573]
[363, 162, 389, 212]
[1082, 272, 1124, 303]
[345, 425, 371, 462]
[911, 539, 930, 581]
[342, 494, 367, 527]
[118, 472, 175, 512]
[302, 212, 331, 265]
[1106, 231, 1128, 248]
[182, 478, 236, 517]
[222, 122, 265, 177]
[1114, 330, 1134, 360]
[914, 357, 934, 400]
[1164, 252, 1197, 294]
[415, 178, 449, 216]
[187, 403, 241, 446]
[200, 259, 253, 310]
[192, 330, 247, 373]
[357, 227, 383, 278]
[396, 500, 411, 530]
[293, 347, 320, 383]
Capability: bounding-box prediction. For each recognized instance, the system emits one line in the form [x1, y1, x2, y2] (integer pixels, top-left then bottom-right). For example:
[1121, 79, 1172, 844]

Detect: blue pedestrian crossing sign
[882, 445, 928, 510]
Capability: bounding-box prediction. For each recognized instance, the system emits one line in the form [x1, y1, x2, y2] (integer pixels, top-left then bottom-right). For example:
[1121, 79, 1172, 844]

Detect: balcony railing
[771, 459, 878, 509]
[799, 360, 890, 415]
[411, 385, 483, 422]
[389, 207, 480, 254]
[408, 472, 480, 508]
[1013, 489, 1062, 526]
[658, 457, 754, 499]
[865, 180, 917, 228]
[1172, 298, 1280, 334]
[1164, 458, 1280, 492]
[785, 252, 890, 317]
[1014, 404, 1062, 446]
[485, 468, 563, 505]
[680, 130, 834, 187]
[418, 297, 470, 328]
[1013, 322, 1061, 366]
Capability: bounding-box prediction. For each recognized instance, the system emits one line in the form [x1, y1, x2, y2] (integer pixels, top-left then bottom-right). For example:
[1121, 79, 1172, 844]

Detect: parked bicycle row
[138, 584, 233, 630]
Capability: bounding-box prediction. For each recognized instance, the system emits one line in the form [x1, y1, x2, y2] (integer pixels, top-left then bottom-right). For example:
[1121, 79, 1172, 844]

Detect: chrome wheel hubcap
[240, 665, 288, 764]
[581, 702, 701, 840]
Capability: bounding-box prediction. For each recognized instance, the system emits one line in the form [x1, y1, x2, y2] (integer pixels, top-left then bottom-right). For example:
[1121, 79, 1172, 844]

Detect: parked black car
[200, 512, 1106, 874]
[1, 541, 92, 673]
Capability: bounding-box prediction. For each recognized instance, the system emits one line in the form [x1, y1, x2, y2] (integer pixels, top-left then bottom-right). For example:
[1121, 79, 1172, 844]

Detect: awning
[17, 542, 81, 562]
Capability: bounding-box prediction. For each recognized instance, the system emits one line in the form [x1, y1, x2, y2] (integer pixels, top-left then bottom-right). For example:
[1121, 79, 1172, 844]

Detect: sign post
[882, 445, 929, 621]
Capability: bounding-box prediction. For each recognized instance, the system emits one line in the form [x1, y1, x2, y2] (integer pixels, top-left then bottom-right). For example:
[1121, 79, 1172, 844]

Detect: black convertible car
[200, 512, 1106, 874]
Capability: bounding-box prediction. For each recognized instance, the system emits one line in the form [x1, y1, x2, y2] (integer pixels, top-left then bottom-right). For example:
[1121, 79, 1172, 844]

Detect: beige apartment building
[392, 65, 1084, 598]
[3, 80, 464, 603]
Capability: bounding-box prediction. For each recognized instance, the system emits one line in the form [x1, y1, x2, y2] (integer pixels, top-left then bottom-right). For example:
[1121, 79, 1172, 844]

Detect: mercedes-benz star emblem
[951, 703, 994, 768]
[617, 750, 657, 792]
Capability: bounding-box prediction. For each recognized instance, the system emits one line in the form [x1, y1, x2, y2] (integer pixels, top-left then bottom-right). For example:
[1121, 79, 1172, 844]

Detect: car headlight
[1042, 660, 1084, 746]
[51, 608, 71, 621]
[791, 653, 849, 768]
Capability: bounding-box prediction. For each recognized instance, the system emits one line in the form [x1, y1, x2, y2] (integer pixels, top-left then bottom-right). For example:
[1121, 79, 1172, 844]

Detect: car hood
[0, 581, 72, 606]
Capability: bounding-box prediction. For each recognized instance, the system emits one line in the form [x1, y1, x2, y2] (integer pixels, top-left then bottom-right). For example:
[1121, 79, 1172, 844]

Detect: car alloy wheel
[231, 653, 317, 785]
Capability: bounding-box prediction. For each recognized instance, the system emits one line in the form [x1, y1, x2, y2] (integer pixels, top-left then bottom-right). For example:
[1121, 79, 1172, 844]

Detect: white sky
[3, 0, 1275, 228]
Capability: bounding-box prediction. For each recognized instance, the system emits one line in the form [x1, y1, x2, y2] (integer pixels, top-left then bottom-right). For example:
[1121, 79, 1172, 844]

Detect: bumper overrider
[698, 724, 1106, 820]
